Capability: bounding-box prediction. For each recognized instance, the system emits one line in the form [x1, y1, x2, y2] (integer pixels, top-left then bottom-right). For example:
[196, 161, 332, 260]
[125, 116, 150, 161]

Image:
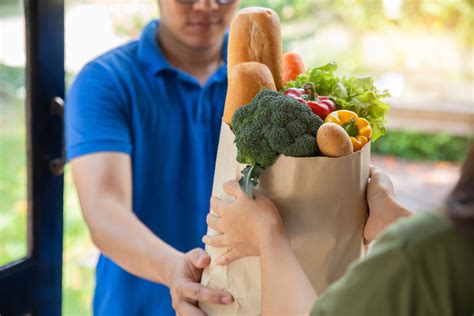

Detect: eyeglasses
[176, 0, 236, 4]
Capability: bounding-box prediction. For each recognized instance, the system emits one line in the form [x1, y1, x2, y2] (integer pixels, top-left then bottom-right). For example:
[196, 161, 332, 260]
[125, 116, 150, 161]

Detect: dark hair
[446, 143, 474, 239]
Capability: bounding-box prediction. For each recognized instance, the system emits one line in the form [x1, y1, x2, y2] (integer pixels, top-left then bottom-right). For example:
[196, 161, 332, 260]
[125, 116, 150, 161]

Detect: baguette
[223, 62, 276, 125]
[227, 7, 283, 90]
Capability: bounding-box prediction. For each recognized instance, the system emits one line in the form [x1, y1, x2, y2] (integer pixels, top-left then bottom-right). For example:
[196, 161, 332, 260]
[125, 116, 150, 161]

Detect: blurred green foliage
[0, 133, 27, 266]
[240, 0, 474, 47]
[372, 131, 472, 162]
[402, 0, 474, 47]
[0, 0, 21, 17]
[0, 64, 24, 99]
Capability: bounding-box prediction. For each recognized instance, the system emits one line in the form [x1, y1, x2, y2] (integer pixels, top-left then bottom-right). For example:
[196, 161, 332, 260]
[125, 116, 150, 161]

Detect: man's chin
[186, 36, 223, 51]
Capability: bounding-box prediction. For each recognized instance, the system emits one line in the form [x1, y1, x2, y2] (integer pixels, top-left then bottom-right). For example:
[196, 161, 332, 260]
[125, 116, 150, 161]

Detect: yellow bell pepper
[325, 110, 372, 151]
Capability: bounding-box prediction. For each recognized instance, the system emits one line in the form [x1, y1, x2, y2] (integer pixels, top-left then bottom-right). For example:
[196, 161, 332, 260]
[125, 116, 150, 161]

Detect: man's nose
[193, 0, 219, 11]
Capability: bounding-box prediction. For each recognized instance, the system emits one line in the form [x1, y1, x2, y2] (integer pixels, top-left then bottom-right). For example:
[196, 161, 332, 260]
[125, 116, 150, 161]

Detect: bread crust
[223, 62, 276, 125]
[227, 7, 283, 90]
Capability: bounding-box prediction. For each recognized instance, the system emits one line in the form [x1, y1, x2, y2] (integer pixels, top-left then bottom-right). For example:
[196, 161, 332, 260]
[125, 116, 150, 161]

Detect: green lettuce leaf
[285, 62, 391, 140]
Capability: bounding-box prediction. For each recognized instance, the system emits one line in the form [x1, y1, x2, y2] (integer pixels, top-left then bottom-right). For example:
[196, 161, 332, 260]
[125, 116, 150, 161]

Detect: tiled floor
[372, 155, 461, 213]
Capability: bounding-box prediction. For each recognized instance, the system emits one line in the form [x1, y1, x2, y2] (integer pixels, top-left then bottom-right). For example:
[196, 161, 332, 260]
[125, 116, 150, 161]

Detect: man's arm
[71, 152, 233, 315]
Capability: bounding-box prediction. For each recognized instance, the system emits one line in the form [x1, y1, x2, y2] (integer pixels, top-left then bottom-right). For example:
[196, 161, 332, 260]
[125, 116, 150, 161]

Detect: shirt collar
[137, 20, 173, 75]
[138, 19, 229, 82]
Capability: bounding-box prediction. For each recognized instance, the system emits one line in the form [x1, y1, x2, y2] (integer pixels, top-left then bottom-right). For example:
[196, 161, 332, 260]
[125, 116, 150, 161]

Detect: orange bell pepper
[325, 110, 372, 151]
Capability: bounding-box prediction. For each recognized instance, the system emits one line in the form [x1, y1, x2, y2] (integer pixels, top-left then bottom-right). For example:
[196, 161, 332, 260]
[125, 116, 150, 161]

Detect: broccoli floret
[231, 90, 323, 197]
[232, 89, 323, 168]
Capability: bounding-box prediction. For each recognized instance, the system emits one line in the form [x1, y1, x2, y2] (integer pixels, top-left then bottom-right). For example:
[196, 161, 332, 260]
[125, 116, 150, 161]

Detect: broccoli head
[232, 89, 323, 168]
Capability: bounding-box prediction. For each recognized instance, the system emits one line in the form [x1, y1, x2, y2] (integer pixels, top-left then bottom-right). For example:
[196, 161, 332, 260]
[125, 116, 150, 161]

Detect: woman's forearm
[85, 196, 182, 286]
[259, 229, 317, 316]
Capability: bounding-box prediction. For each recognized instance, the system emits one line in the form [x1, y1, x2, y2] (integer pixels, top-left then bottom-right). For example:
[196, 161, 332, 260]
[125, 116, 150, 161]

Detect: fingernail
[221, 295, 233, 304]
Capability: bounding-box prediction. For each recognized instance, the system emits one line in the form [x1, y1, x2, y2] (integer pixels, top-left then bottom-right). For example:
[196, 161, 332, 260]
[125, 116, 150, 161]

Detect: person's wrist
[258, 219, 288, 251]
[161, 251, 184, 287]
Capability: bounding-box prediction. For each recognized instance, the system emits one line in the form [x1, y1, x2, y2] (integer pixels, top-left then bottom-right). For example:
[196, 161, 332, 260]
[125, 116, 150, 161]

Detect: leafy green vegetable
[239, 165, 264, 198]
[232, 89, 323, 168]
[232, 89, 324, 197]
[285, 62, 390, 140]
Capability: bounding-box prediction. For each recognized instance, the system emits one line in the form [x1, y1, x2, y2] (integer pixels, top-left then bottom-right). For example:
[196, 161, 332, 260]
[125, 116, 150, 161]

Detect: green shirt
[311, 211, 474, 316]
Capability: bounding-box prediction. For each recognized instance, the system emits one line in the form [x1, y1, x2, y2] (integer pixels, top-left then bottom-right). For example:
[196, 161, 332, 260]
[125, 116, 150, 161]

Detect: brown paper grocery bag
[200, 122, 370, 315]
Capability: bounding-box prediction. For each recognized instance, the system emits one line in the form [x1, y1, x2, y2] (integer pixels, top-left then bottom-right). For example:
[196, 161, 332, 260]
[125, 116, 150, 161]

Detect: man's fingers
[215, 249, 240, 265]
[187, 248, 210, 269]
[181, 282, 234, 305]
[222, 180, 243, 198]
[202, 234, 228, 248]
[206, 213, 224, 232]
[176, 300, 206, 316]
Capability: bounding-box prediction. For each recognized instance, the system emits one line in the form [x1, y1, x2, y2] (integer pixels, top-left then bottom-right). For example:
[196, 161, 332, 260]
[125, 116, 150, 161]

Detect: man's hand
[169, 248, 234, 316]
[364, 165, 411, 243]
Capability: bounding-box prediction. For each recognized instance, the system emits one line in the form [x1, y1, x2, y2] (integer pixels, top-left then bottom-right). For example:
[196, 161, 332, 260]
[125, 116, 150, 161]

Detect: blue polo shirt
[65, 20, 228, 315]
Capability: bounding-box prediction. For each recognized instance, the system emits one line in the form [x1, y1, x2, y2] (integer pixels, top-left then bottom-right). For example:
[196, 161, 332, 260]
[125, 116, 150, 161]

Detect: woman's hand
[202, 180, 287, 265]
[364, 165, 411, 243]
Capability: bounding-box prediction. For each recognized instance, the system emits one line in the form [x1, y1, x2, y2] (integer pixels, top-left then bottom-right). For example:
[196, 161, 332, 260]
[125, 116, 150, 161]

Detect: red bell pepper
[284, 83, 336, 120]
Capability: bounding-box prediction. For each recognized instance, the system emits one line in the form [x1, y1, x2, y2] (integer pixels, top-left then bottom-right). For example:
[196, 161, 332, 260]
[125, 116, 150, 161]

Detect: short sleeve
[311, 229, 415, 316]
[65, 62, 132, 161]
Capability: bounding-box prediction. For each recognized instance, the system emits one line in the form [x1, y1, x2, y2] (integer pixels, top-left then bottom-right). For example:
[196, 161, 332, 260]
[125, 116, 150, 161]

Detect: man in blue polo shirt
[66, 0, 240, 314]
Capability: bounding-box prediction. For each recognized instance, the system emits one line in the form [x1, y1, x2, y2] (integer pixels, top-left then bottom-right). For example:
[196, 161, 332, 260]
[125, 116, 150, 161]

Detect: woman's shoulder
[311, 211, 474, 316]
[370, 209, 474, 284]
[372, 210, 461, 253]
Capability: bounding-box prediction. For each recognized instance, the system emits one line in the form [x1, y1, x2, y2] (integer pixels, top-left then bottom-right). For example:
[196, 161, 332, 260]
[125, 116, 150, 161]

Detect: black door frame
[0, 0, 64, 314]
